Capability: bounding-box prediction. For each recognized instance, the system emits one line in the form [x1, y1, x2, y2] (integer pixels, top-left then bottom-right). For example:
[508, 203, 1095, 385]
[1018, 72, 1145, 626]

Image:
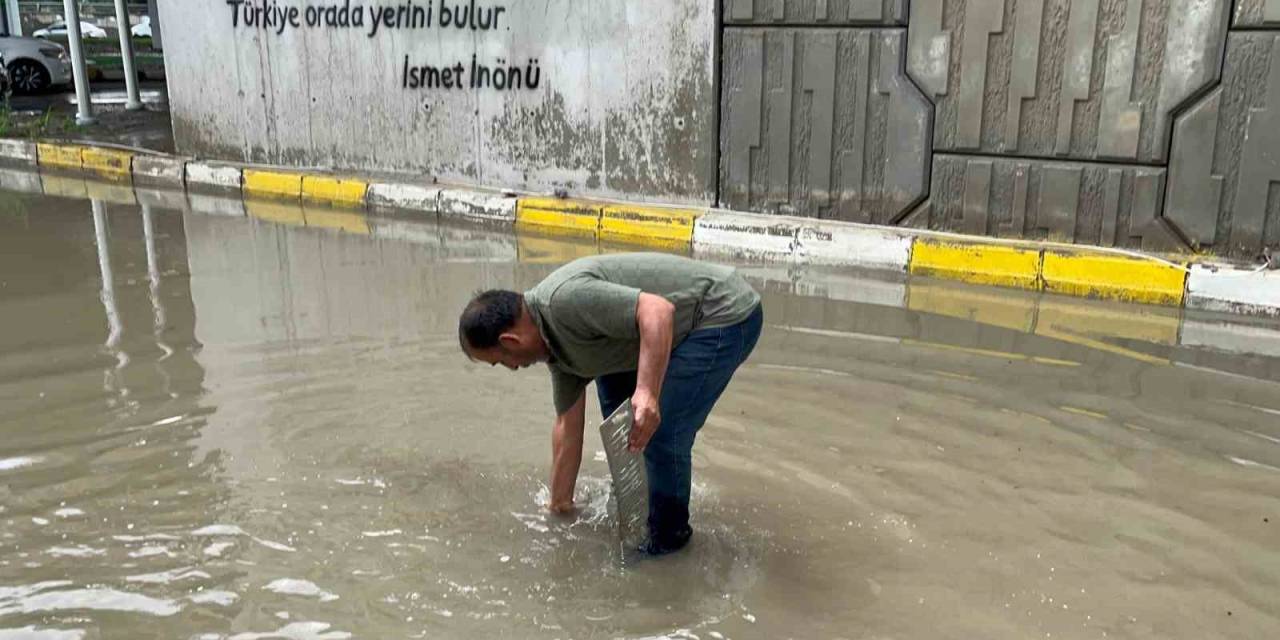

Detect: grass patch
[0, 101, 83, 139]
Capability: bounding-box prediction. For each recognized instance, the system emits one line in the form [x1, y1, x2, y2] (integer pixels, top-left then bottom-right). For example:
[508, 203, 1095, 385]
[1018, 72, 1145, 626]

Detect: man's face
[468, 336, 540, 371]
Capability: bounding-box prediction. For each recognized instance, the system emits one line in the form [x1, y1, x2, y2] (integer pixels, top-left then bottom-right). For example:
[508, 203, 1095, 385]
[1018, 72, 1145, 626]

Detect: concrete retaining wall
[156, 0, 717, 206]
[156, 0, 1278, 259]
[718, 0, 1280, 260]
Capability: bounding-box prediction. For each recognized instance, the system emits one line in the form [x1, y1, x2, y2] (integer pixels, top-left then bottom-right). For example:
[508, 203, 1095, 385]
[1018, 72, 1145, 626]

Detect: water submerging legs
[1, 183, 1278, 638]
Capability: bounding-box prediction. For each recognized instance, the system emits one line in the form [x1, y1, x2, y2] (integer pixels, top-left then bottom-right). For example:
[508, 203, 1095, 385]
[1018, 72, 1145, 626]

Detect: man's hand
[548, 500, 576, 516]
[629, 388, 661, 453]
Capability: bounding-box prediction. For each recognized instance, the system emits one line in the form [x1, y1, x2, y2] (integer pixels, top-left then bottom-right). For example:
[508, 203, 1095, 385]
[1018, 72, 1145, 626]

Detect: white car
[0, 33, 72, 93]
[131, 16, 151, 38]
[33, 21, 109, 40]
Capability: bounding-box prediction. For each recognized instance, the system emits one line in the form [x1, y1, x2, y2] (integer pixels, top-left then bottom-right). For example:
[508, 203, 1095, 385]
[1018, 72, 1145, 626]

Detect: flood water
[2, 178, 1279, 639]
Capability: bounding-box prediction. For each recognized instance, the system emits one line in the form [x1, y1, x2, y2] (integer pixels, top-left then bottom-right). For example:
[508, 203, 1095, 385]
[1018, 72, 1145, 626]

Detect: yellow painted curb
[81, 147, 133, 181]
[1041, 251, 1186, 306]
[245, 198, 305, 226]
[302, 175, 368, 208]
[305, 208, 370, 235]
[516, 197, 602, 235]
[36, 143, 84, 170]
[909, 239, 1042, 290]
[600, 204, 701, 247]
[243, 169, 304, 200]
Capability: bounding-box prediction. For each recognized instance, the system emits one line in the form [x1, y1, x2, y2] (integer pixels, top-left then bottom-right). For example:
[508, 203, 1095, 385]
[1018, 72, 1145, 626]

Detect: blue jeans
[596, 304, 764, 544]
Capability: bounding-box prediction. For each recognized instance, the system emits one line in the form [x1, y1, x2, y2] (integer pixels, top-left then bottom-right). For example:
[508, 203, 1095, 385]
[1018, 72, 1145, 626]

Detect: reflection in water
[141, 202, 175, 397]
[1, 183, 1279, 639]
[90, 199, 125, 379]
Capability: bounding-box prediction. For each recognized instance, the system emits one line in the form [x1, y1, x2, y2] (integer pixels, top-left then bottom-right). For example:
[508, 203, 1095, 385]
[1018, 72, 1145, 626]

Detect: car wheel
[8, 60, 50, 94]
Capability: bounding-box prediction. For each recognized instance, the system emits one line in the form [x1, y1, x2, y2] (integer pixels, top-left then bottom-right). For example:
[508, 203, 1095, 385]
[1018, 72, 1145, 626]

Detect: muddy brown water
[1, 185, 1279, 639]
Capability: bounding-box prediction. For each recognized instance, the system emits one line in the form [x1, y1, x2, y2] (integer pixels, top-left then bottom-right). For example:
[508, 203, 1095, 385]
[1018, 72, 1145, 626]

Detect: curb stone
[0, 139, 38, 165]
[133, 155, 187, 187]
[185, 161, 243, 191]
[367, 183, 440, 213]
[4, 137, 1277, 318]
[439, 188, 517, 223]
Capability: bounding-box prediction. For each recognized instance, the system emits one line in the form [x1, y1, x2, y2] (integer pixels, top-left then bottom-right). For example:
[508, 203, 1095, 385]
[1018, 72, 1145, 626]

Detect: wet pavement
[6, 82, 173, 153]
[1, 177, 1279, 639]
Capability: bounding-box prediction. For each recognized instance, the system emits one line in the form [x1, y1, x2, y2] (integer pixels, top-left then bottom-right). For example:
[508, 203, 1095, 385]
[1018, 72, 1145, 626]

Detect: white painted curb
[366, 183, 440, 212]
[692, 211, 911, 272]
[439, 188, 516, 223]
[1186, 264, 1280, 317]
[693, 209, 801, 259]
[185, 161, 243, 190]
[793, 220, 912, 271]
[133, 155, 186, 187]
[0, 139, 38, 165]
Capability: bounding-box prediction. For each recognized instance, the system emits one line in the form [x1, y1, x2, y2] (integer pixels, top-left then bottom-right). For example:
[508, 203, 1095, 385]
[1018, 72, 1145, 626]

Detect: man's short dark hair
[459, 289, 523, 352]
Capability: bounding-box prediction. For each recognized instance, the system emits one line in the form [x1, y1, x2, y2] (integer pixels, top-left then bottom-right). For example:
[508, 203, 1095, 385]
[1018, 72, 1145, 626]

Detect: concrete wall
[157, 0, 717, 205]
[161, 0, 1280, 258]
[720, 0, 1280, 259]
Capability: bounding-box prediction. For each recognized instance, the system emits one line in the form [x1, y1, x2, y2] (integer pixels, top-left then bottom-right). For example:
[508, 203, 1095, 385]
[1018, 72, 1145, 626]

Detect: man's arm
[549, 390, 586, 514]
[630, 292, 676, 452]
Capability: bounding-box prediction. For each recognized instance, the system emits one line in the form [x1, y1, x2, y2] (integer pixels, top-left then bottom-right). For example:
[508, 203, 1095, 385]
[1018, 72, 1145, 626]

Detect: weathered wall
[157, 0, 716, 205]
[160, 0, 1280, 258]
[719, 0, 1280, 259]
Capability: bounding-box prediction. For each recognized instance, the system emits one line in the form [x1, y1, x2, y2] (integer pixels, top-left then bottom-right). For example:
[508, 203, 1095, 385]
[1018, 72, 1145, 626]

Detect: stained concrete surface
[6, 80, 173, 152]
[0, 185, 1278, 638]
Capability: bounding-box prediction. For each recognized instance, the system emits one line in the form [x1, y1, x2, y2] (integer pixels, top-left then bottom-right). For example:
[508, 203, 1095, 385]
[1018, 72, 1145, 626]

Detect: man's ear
[498, 332, 522, 349]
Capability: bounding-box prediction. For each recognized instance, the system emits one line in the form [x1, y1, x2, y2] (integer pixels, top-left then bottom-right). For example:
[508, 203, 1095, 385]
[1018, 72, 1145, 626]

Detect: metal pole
[62, 0, 95, 125]
[112, 0, 142, 110]
[5, 0, 22, 37]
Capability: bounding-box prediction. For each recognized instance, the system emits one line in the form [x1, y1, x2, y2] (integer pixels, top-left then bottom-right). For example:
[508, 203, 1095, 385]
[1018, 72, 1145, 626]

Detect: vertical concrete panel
[1234, 37, 1280, 254]
[1166, 33, 1280, 257]
[1006, 0, 1045, 149]
[906, 0, 1230, 163]
[1055, 0, 1099, 157]
[957, 2, 1005, 151]
[906, 0, 950, 99]
[720, 28, 930, 222]
[724, 0, 907, 24]
[767, 33, 796, 203]
[875, 33, 934, 224]
[1096, 0, 1142, 159]
[801, 34, 838, 206]
[1234, 0, 1280, 26]
[1165, 91, 1224, 248]
[1037, 165, 1083, 240]
[725, 32, 765, 208]
[918, 154, 1182, 250]
[158, 0, 715, 205]
[962, 160, 994, 235]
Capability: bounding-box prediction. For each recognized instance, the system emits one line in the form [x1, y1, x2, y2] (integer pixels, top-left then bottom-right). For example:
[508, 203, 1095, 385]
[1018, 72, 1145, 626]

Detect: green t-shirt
[524, 253, 760, 415]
